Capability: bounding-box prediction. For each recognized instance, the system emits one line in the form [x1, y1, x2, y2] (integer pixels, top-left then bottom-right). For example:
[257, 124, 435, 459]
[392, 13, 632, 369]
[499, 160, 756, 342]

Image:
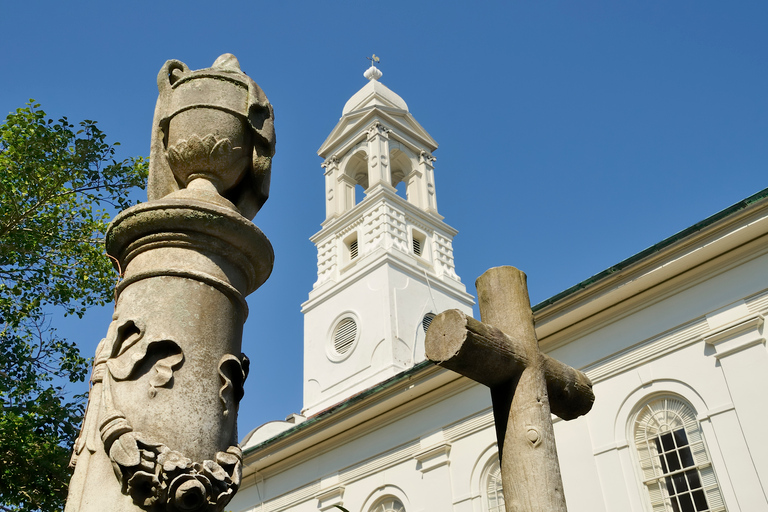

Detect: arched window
[634, 397, 726, 512]
[370, 497, 405, 512]
[484, 458, 505, 512]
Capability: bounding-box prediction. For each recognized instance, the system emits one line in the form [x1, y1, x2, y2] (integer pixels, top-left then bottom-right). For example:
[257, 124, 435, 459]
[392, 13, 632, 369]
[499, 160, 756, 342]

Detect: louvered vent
[412, 237, 422, 256]
[422, 313, 436, 333]
[349, 239, 358, 259]
[333, 318, 357, 355]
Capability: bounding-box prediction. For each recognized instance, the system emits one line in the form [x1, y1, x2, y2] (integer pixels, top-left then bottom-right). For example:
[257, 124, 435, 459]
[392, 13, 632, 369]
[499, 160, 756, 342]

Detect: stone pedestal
[66, 199, 272, 512]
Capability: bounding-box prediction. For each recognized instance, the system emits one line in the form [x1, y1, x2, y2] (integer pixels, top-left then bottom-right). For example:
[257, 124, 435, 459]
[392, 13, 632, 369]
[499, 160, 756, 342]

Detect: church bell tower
[301, 63, 474, 416]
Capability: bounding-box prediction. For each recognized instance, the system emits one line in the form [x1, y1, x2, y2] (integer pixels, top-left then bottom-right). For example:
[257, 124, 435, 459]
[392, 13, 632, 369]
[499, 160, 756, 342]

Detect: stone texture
[65, 55, 274, 512]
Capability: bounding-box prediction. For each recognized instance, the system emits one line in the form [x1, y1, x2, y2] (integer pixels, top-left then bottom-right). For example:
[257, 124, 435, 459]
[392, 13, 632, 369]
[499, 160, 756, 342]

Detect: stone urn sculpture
[65, 54, 275, 512]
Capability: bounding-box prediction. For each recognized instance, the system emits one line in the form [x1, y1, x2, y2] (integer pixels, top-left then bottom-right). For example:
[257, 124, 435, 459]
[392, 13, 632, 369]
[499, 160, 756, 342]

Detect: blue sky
[2, 1, 766, 435]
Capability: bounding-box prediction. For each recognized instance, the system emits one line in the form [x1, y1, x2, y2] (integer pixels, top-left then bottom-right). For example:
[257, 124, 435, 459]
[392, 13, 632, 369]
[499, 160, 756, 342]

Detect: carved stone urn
[65, 55, 275, 512]
[149, 53, 275, 220]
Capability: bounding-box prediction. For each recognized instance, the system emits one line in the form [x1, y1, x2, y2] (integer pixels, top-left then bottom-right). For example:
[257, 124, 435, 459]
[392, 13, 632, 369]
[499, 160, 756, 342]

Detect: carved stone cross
[425, 266, 594, 512]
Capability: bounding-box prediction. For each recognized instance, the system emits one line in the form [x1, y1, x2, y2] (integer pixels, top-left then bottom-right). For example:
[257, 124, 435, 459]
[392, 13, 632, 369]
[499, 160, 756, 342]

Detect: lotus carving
[166, 134, 249, 192]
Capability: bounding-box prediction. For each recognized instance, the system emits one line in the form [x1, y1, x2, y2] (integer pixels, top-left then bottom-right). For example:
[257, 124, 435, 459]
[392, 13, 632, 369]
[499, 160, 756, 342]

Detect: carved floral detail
[419, 150, 436, 164]
[166, 134, 249, 189]
[321, 154, 340, 169]
[367, 121, 390, 138]
[100, 410, 242, 511]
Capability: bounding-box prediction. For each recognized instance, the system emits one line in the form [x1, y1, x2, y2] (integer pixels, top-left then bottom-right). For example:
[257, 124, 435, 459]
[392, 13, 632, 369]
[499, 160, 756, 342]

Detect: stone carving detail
[73, 316, 244, 511]
[104, 319, 184, 398]
[66, 54, 273, 512]
[166, 134, 250, 189]
[101, 419, 242, 511]
[218, 354, 250, 419]
[149, 53, 276, 220]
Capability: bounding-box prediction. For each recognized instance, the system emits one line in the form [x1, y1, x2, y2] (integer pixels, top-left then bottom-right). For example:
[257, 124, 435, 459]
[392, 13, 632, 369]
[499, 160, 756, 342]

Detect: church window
[333, 317, 357, 355]
[370, 497, 405, 512]
[422, 313, 436, 333]
[484, 458, 505, 512]
[634, 397, 726, 512]
[349, 238, 359, 260]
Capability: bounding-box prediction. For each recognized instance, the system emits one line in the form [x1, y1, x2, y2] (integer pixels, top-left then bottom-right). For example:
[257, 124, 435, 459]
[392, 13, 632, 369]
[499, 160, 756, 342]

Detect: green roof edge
[531, 186, 768, 312]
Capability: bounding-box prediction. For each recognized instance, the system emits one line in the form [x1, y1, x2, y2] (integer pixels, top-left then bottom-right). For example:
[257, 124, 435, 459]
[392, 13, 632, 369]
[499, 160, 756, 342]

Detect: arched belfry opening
[304, 62, 474, 416]
[344, 149, 369, 207]
[389, 145, 413, 202]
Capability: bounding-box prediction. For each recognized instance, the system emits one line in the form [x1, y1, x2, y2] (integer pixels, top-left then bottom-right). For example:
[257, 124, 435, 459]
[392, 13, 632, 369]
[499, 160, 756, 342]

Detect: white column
[322, 155, 340, 220]
[366, 122, 393, 191]
[420, 150, 438, 213]
[337, 173, 356, 214]
[405, 168, 426, 209]
[704, 315, 768, 500]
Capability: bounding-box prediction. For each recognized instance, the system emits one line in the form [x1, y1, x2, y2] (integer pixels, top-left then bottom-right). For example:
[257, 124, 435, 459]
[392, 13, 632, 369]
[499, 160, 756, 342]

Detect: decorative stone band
[107, 199, 273, 296]
[167, 76, 248, 122]
[115, 269, 249, 321]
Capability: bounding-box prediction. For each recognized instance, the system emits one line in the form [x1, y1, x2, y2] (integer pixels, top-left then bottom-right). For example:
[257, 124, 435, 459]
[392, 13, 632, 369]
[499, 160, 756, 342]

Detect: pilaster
[366, 122, 392, 189]
[323, 155, 340, 220]
[704, 314, 768, 490]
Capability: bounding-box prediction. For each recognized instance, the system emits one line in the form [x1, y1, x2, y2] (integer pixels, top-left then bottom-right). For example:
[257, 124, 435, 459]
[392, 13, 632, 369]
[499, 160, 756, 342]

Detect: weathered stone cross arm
[425, 309, 594, 420]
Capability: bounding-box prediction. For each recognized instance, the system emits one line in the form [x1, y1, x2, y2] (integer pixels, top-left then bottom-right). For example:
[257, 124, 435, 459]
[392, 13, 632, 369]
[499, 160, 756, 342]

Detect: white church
[228, 64, 768, 512]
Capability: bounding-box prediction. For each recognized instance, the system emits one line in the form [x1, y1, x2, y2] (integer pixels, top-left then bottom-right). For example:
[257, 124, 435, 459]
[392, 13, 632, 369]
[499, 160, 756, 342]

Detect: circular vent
[422, 313, 436, 333]
[334, 317, 357, 355]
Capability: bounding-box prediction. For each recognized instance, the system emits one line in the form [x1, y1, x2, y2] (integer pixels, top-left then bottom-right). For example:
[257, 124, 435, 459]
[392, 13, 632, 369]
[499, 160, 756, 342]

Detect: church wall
[548, 249, 768, 511]
[236, 248, 768, 512]
[552, 416, 606, 512]
[231, 382, 496, 512]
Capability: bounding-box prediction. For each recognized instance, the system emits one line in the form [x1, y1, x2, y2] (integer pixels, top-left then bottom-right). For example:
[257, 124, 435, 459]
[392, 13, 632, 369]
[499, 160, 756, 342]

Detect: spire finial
[364, 54, 383, 81]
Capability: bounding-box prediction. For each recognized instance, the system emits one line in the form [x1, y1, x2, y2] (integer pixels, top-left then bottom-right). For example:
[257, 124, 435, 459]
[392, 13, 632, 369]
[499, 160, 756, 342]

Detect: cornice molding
[319, 108, 438, 158]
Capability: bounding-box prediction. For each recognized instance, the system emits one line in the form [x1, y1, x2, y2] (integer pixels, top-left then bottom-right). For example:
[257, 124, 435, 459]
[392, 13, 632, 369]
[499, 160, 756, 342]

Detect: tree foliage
[0, 102, 148, 511]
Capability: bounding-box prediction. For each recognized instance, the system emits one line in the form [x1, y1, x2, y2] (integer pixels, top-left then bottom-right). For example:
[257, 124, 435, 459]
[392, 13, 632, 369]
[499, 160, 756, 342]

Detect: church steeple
[300, 62, 474, 416]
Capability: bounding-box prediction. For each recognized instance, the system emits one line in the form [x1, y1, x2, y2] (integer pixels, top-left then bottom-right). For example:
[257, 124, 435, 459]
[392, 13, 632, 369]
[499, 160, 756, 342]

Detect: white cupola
[300, 63, 474, 416]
